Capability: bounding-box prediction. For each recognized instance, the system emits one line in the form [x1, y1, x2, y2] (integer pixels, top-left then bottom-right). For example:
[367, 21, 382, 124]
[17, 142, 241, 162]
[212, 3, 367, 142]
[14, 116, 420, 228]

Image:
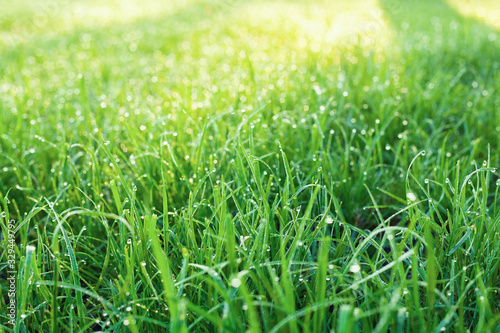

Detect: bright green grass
[1, 0, 500, 331]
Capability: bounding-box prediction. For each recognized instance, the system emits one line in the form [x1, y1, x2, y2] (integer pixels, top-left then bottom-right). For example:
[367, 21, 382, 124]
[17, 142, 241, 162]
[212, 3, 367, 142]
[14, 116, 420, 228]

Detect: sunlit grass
[0, 0, 196, 46]
[1, 0, 500, 332]
[238, 0, 392, 45]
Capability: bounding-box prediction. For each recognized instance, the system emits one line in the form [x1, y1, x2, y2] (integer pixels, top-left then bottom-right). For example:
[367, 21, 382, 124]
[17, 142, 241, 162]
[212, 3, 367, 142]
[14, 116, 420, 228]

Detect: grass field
[1, 0, 500, 331]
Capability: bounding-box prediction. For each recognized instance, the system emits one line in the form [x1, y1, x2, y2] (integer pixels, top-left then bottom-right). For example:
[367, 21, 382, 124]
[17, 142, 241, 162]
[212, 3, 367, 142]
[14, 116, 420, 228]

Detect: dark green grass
[1, 0, 500, 331]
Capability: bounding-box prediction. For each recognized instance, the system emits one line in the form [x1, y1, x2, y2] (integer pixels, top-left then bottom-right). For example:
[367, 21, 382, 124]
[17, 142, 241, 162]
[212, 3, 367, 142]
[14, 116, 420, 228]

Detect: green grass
[1, 0, 500, 331]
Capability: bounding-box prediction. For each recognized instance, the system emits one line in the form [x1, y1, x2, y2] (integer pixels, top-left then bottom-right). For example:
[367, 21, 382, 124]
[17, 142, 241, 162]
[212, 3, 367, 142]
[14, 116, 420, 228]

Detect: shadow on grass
[380, 0, 499, 92]
[379, 0, 500, 146]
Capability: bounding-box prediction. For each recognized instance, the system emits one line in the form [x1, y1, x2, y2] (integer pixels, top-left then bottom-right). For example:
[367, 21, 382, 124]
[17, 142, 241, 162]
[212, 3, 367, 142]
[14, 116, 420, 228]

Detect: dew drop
[350, 264, 361, 273]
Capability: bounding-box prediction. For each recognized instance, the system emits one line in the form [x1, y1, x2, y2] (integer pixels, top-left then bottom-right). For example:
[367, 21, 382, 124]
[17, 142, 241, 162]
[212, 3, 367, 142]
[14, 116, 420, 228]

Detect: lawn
[1, 0, 500, 331]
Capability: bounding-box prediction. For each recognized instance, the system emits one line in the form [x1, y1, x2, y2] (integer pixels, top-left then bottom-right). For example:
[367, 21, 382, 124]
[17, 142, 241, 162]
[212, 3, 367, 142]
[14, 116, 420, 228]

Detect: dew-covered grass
[1, 0, 500, 332]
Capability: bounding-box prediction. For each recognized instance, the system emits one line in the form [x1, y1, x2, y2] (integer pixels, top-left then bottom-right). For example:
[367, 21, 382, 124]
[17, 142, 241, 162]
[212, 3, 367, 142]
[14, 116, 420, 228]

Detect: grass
[1, 0, 500, 331]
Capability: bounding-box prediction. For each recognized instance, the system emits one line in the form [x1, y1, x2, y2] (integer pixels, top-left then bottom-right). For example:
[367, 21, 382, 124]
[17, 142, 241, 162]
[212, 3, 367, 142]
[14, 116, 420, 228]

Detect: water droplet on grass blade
[406, 192, 417, 202]
[350, 264, 361, 273]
